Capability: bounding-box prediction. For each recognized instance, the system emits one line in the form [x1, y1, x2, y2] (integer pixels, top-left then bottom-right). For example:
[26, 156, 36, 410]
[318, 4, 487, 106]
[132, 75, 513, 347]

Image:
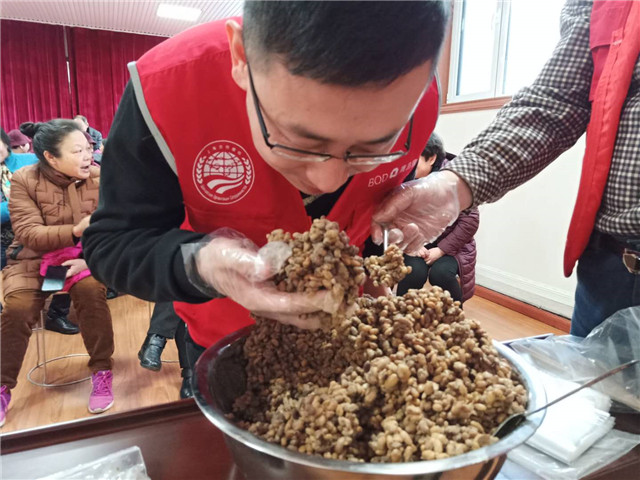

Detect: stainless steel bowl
[194, 326, 546, 480]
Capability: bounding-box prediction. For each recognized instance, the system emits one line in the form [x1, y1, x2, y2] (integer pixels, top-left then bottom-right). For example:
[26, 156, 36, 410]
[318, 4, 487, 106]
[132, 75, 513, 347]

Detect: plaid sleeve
[445, 0, 593, 206]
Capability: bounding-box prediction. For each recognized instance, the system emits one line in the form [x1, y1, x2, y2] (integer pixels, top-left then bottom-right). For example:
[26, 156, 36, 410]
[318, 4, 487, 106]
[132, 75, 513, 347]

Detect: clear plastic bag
[509, 306, 640, 411]
[507, 429, 640, 480]
[38, 446, 150, 480]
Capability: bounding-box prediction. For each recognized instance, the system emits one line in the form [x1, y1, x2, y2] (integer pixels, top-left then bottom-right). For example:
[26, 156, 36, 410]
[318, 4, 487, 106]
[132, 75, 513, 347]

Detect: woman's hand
[424, 247, 444, 265]
[72, 215, 92, 238]
[62, 258, 88, 277]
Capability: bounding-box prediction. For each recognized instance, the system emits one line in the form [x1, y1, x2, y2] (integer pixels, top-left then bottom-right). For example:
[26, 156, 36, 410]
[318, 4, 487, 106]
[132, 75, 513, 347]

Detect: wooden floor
[1, 293, 565, 434]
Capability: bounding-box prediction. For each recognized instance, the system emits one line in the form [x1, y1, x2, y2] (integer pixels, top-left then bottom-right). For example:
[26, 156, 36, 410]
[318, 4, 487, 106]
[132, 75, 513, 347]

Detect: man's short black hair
[422, 131, 446, 171]
[243, 1, 450, 86]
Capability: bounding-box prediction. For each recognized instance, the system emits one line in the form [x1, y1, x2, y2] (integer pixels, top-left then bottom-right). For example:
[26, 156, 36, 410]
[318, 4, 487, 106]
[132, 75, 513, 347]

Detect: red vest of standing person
[564, 0, 640, 276]
[130, 18, 439, 347]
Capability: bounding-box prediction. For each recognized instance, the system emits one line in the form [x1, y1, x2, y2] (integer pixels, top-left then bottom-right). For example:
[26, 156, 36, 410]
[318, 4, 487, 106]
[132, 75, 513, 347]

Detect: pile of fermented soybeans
[232, 218, 527, 463]
[365, 244, 412, 288]
[267, 219, 365, 328]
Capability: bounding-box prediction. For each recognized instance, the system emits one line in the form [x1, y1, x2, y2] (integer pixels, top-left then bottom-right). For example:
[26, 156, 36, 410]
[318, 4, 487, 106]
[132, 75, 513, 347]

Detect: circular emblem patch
[193, 141, 255, 205]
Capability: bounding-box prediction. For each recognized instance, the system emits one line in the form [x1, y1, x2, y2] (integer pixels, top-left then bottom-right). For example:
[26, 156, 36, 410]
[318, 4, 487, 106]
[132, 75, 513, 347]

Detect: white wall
[436, 109, 584, 318]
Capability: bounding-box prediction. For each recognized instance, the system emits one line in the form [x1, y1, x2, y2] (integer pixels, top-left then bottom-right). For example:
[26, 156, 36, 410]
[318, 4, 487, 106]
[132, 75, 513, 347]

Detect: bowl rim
[193, 325, 547, 475]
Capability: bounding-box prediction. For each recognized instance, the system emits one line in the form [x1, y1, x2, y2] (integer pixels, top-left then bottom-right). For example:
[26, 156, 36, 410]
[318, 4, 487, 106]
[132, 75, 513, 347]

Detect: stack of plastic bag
[38, 446, 150, 480]
[500, 307, 640, 480]
[505, 430, 640, 480]
[517, 371, 614, 463]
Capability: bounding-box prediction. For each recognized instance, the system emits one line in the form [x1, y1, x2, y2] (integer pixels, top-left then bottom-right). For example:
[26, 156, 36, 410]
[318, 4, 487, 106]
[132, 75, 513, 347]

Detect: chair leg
[27, 310, 90, 388]
[33, 310, 48, 384]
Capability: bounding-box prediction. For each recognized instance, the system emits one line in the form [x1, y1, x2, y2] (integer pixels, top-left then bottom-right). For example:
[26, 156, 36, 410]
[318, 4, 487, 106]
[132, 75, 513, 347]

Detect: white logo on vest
[193, 141, 255, 204]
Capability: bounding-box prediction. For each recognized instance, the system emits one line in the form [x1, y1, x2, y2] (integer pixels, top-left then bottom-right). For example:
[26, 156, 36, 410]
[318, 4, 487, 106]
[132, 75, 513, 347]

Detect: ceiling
[0, 1, 244, 37]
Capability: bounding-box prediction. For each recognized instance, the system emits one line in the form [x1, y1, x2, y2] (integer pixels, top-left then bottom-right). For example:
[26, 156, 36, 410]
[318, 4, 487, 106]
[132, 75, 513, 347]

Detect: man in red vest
[83, 1, 450, 386]
[373, 0, 640, 337]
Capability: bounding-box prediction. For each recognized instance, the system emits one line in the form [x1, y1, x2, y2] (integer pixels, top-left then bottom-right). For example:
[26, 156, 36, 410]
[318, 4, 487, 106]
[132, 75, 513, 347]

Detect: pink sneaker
[0, 385, 11, 427]
[88, 370, 114, 414]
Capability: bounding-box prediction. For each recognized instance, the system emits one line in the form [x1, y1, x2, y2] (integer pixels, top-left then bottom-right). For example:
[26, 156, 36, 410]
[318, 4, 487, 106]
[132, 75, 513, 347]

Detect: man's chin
[299, 185, 326, 195]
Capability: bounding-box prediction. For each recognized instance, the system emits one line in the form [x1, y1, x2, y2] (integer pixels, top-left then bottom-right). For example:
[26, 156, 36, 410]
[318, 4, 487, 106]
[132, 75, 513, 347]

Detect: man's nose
[312, 157, 351, 191]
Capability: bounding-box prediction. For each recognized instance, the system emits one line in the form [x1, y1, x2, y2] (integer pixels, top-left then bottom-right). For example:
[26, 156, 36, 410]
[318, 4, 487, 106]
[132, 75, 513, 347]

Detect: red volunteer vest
[563, 0, 640, 276]
[133, 19, 439, 347]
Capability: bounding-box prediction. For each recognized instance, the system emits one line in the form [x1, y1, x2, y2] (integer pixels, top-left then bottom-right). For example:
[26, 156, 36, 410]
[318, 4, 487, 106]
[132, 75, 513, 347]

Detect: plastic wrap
[507, 429, 640, 480]
[38, 446, 150, 480]
[509, 307, 640, 410]
[181, 227, 292, 297]
[371, 171, 461, 253]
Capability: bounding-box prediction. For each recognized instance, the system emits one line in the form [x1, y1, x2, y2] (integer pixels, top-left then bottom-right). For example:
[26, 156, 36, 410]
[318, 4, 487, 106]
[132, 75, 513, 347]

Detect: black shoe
[138, 334, 167, 371]
[45, 314, 80, 335]
[180, 368, 194, 399]
[106, 288, 119, 300]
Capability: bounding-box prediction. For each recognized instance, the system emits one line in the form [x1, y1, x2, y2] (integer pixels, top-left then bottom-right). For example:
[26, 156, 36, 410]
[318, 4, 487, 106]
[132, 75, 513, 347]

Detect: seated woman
[396, 133, 479, 304]
[1, 128, 38, 268]
[0, 119, 115, 427]
[1, 128, 78, 335]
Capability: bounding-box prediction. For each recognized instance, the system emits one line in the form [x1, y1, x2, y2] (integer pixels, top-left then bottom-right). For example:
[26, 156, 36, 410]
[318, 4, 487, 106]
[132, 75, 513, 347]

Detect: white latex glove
[188, 229, 341, 329]
[371, 171, 469, 255]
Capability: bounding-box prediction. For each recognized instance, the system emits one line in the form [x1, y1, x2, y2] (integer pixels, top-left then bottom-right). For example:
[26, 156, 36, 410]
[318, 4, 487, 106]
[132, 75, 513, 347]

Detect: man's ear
[426, 154, 437, 167]
[226, 20, 248, 91]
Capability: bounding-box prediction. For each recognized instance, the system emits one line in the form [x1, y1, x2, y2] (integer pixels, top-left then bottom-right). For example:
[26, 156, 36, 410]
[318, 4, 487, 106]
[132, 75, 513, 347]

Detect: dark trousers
[48, 293, 71, 318]
[147, 302, 190, 370]
[148, 302, 181, 338]
[175, 320, 189, 370]
[1, 276, 114, 389]
[397, 254, 462, 302]
[572, 232, 640, 337]
[184, 326, 206, 372]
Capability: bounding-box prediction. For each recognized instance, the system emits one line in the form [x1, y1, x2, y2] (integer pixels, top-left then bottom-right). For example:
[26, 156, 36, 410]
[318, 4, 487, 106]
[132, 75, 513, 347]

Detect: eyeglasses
[247, 65, 413, 166]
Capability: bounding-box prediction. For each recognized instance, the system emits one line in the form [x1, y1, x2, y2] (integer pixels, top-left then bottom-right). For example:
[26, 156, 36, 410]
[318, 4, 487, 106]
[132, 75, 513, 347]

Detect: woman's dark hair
[243, 1, 450, 86]
[0, 128, 10, 151]
[20, 120, 82, 163]
[422, 131, 446, 171]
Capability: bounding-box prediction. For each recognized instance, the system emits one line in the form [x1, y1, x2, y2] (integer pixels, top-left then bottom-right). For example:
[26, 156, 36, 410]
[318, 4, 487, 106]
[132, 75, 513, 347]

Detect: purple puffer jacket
[434, 208, 479, 302]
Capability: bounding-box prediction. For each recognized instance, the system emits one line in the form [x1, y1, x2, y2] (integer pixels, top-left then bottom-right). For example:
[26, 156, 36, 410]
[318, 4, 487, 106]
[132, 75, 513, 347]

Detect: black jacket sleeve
[83, 81, 211, 303]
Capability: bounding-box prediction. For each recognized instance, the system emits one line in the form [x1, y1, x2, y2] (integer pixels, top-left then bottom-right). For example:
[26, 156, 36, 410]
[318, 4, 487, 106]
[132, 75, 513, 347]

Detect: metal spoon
[380, 227, 400, 296]
[493, 359, 639, 439]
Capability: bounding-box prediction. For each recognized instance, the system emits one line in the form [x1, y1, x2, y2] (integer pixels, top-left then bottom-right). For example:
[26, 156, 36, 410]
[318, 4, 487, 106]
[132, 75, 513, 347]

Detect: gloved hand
[371, 171, 467, 255]
[184, 228, 341, 329]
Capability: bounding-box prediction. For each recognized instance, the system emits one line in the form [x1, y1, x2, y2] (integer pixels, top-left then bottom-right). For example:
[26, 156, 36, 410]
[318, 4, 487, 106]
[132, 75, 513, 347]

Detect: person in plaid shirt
[373, 0, 640, 336]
